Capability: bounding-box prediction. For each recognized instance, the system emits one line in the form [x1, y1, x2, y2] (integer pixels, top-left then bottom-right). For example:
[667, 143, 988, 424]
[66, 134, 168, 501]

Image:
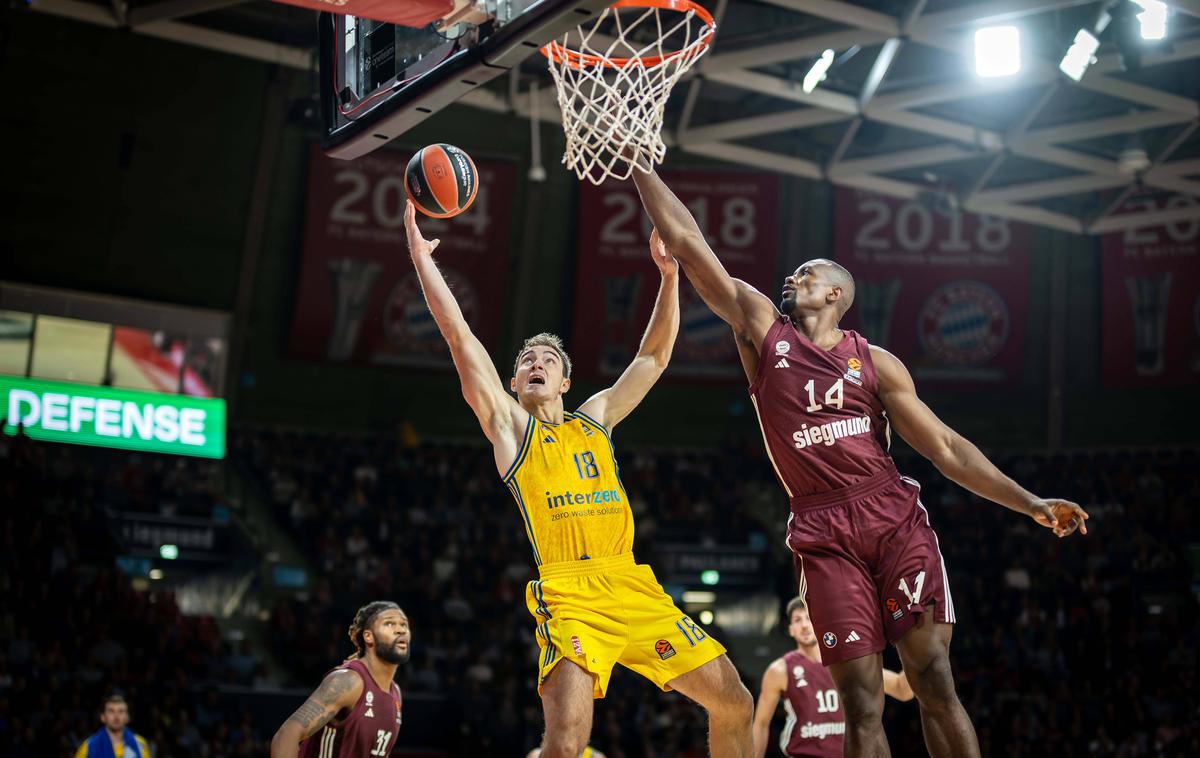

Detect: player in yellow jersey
[406, 200, 753, 758]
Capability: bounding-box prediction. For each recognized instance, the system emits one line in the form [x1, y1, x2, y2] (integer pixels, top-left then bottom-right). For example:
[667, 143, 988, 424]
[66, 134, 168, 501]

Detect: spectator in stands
[73, 694, 152, 758]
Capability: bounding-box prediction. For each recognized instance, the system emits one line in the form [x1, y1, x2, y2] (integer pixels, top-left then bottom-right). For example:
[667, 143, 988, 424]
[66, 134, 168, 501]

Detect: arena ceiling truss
[28, 0, 1200, 234]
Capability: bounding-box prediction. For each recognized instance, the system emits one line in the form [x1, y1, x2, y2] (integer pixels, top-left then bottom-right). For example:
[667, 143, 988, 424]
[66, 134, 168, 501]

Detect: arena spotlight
[1132, 0, 1167, 40]
[1060, 29, 1101, 81]
[149, 569, 164, 580]
[802, 49, 835, 93]
[974, 26, 1021, 77]
[699, 610, 715, 625]
[159, 544, 179, 560]
[700, 569, 721, 586]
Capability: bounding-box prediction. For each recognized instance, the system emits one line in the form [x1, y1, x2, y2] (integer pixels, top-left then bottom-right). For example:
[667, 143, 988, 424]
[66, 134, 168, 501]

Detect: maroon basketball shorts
[786, 466, 955, 666]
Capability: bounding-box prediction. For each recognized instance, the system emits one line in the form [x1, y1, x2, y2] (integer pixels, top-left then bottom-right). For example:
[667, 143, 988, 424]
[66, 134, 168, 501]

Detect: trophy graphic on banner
[1125, 273, 1172, 376]
[326, 258, 382, 361]
[858, 278, 902, 348]
[600, 275, 643, 375]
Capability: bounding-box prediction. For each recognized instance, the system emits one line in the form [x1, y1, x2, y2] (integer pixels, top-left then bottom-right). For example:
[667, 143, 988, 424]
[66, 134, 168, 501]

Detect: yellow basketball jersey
[503, 410, 634, 565]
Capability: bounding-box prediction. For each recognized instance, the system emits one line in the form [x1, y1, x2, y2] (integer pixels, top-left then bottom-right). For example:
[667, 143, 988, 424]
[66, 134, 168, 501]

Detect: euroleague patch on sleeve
[655, 639, 677, 660]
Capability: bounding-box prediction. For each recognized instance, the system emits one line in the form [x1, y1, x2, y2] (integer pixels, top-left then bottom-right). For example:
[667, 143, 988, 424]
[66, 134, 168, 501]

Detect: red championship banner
[833, 188, 1032, 387]
[1101, 195, 1200, 387]
[572, 171, 779, 379]
[289, 146, 515, 368]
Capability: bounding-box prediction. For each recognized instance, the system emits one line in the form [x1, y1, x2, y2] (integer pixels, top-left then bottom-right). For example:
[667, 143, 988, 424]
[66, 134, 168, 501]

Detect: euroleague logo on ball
[384, 271, 479, 352]
[918, 280, 1009, 366]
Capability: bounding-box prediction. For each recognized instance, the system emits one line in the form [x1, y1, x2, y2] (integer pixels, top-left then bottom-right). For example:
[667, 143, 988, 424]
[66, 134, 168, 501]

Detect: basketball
[405, 144, 479, 218]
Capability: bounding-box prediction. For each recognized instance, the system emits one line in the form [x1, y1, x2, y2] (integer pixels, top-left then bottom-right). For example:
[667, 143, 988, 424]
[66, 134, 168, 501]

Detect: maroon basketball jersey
[779, 650, 844, 757]
[749, 317, 894, 499]
[298, 659, 402, 758]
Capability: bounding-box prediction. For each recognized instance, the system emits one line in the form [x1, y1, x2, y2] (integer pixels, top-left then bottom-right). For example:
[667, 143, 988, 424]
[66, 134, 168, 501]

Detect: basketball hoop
[541, 0, 716, 185]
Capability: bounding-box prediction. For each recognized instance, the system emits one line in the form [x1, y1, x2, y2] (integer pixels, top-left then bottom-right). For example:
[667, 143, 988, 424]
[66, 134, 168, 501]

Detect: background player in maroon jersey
[271, 601, 409, 758]
[753, 598, 912, 757]
[631, 168, 1089, 758]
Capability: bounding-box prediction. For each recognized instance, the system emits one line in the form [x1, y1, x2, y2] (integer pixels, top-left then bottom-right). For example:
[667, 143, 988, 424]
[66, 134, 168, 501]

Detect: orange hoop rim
[540, 0, 716, 70]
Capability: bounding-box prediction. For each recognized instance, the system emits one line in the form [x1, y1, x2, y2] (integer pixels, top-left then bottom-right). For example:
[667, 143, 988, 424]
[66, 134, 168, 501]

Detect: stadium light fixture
[1060, 29, 1101, 81]
[159, 544, 179, 560]
[1132, 0, 1167, 41]
[700, 569, 721, 586]
[699, 610, 715, 625]
[682, 590, 716, 604]
[974, 26, 1021, 77]
[149, 569, 164, 580]
[802, 49, 835, 94]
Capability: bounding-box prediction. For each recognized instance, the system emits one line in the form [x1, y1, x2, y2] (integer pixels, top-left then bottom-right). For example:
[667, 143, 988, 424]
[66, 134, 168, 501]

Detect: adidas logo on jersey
[365, 707, 374, 718]
[775, 358, 790, 369]
[845, 630, 861, 643]
[542, 435, 555, 444]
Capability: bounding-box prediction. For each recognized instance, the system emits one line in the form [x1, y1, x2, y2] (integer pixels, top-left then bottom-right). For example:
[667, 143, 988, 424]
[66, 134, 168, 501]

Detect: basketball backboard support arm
[320, 0, 612, 160]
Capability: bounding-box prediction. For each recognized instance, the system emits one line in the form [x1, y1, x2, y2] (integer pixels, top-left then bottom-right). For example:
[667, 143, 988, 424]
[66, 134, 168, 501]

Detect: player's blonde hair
[347, 601, 402, 660]
[513, 333, 572, 378]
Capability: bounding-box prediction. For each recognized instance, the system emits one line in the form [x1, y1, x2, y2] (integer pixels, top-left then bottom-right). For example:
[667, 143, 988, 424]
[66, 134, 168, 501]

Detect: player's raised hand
[404, 199, 440, 259]
[1028, 498, 1090, 538]
[649, 228, 679, 276]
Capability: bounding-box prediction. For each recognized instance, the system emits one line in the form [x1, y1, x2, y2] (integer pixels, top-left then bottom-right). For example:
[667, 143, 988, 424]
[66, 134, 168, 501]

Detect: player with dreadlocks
[271, 601, 410, 757]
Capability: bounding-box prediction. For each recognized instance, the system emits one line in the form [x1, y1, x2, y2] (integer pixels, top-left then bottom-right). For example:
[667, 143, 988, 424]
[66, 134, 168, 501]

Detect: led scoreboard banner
[1, 376, 226, 459]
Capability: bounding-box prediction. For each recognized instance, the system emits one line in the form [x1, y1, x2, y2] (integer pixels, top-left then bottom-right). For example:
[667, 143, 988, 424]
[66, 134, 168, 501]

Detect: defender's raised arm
[578, 230, 679, 430]
[631, 169, 777, 345]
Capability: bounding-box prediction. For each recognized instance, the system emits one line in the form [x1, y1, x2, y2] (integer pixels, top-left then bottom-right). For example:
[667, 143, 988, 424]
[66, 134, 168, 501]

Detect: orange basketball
[404, 143, 479, 218]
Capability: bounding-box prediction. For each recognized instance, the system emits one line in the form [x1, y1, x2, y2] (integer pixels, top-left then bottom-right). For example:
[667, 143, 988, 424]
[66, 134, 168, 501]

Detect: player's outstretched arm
[578, 230, 678, 430]
[270, 669, 362, 757]
[752, 658, 787, 758]
[630, 169, 777, 344]
[883, 668, 914, 702]
[871, 345, 1089, 537]
[405, 201, 523, 462]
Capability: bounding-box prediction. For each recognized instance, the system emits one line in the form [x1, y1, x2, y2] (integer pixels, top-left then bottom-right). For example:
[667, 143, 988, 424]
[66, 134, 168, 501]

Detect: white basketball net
[543, 2, 715, 185]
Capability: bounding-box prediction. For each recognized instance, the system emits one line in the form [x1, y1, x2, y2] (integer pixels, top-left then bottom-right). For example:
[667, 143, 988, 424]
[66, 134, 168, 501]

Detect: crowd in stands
[2, 419, 1196, 757]
[238, 428, 1200, 757]
[0, 431, 268, 757]
[235, 429, 772, 756]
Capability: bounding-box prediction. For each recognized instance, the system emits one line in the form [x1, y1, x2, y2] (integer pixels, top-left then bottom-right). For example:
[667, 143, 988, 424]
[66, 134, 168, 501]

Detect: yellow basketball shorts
[525, 552, 727, 698]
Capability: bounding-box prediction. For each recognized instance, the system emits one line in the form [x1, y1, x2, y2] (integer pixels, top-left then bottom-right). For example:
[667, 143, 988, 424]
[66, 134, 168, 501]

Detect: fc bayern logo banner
[288, 145, 516, 368]
[571, 171, 779, 380]
[833, 188, 1032, 388]
[1101, 196, 1200, 387]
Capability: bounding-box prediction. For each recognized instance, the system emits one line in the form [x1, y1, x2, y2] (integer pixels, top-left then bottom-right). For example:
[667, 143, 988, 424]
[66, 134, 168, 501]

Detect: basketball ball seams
[405, 143, 479, 219]
[422, 147, 460, 216]
[405, 149, 449, 217]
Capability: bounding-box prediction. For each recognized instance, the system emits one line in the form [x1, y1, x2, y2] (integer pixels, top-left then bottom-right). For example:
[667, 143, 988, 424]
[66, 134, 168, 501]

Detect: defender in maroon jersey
[271, 602, 408, 758]
[752, 597, 912, 757]
[631, 169, 1089, 758]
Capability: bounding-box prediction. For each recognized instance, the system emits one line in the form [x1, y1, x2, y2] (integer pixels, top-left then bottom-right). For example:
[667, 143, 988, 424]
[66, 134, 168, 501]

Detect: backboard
[319, 0, 612, 160]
